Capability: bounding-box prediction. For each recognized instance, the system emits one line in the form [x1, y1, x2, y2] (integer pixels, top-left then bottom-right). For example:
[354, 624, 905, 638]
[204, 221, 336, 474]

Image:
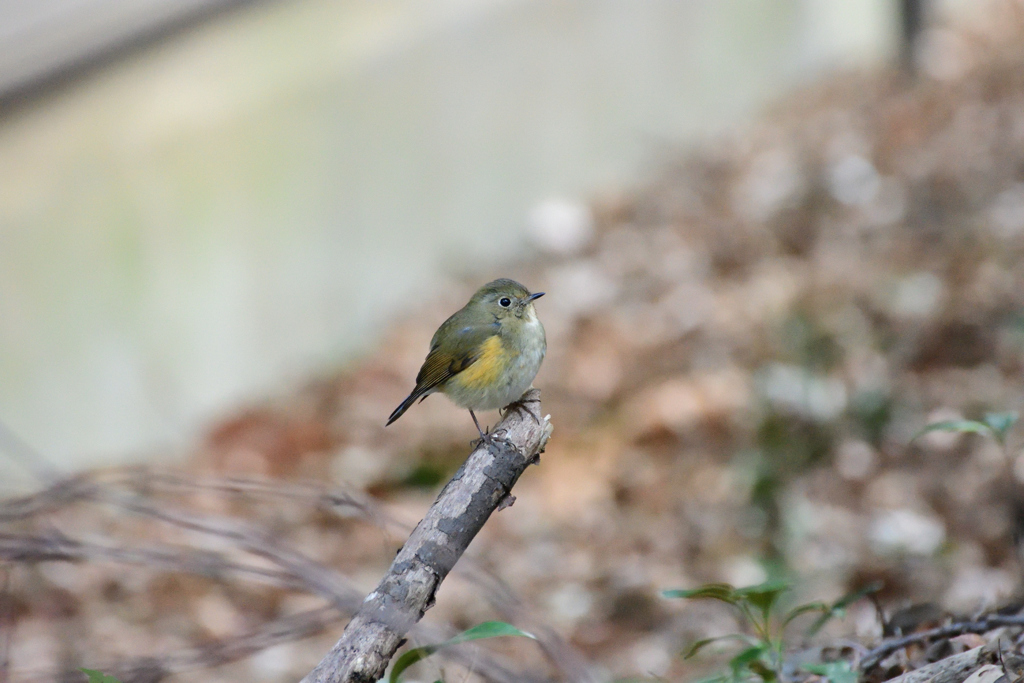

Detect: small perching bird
[387, 278, 546, 442]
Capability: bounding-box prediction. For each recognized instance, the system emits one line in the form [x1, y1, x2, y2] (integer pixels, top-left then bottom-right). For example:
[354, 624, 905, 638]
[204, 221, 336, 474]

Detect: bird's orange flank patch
[453, 335, 508, 390]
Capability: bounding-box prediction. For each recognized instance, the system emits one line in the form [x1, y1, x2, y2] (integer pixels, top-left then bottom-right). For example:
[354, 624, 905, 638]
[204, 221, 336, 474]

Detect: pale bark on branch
[882, 642, 1000, 683]
[302, 389, 553, 683]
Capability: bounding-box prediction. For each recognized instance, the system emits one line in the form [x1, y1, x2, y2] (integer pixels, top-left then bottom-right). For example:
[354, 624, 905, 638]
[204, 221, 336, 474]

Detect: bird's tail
[386, 389, 428, 426]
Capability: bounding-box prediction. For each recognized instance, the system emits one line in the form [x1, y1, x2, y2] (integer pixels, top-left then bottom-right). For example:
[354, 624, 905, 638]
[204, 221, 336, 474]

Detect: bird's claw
[472, 428, 517, 455]
[503, 398, 542, 426]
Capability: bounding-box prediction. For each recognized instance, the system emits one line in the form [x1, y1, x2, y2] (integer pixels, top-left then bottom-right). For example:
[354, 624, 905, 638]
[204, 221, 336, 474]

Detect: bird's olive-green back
[414, 279, 537, 393]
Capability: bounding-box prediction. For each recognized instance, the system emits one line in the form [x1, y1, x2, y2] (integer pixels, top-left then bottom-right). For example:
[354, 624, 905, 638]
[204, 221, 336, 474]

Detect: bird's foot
[472, 428, 517, 455]
[502, 398, 542, 426]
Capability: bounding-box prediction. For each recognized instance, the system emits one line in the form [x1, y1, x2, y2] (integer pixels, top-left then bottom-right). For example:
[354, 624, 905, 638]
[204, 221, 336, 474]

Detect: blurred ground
[8, 2, 1024, 682]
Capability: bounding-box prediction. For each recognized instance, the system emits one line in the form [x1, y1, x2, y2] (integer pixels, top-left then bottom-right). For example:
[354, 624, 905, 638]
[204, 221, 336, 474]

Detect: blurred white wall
[0, 0, 242, 97]
[0, 0, 898, 482]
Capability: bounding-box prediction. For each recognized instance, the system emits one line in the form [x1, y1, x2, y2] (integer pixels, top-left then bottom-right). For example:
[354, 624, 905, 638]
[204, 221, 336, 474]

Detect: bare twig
[302, 389, 552, 683]
[105, 492, 363, 611]
[861, 614, 1024, 670]
[128, 472, 391, 526]
[161, 605, 341, 673]
[0, 531, 323, 594]
[0, 473, 101, 522]
[12, 605, 343, 683]
[879, 642, 1000, 683]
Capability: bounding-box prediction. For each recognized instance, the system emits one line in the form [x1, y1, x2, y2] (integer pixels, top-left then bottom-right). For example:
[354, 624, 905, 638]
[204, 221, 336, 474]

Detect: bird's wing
[413, 323, 499, 394]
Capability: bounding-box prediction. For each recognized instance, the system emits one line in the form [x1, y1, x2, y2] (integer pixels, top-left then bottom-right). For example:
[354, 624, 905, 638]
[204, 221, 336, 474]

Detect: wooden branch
[302, 389, 552, 683]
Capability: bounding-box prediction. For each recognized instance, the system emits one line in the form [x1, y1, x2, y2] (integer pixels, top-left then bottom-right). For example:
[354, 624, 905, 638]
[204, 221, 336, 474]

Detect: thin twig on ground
[0, 532, 316, 593]
[861, 615, 1024, 670]
[878, 642, 1000, 683]
[106, 492, 363, 611]
[12, 605, 342, 683]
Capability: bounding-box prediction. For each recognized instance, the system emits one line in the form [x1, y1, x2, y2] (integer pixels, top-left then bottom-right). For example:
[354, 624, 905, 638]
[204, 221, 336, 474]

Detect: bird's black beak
[527, 292, 545, 301]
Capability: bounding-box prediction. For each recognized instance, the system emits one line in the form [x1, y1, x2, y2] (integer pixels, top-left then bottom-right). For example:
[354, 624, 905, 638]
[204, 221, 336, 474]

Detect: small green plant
[389, 620, 537, 683]
[662, 581, 879, 683]
[914, 411, 1018, 448]
[80, 669, 122, 683]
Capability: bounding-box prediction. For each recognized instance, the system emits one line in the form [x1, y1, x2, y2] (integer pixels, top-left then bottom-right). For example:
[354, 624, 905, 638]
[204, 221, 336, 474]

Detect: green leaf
[683, 634, 759, 659]
[806, 581, 883, 637]
[781, 601, 829, 627]
[913, 420, 992, 442]
[80, 670, 122, 683]
[830, 580, 882, 611]
[984, 412, 1018, 444]
[804, 661, 857, 683]
[747, 659, 778, 683]
[442, 620, 535, 646]
[729, 645, 769, 677]
[912, 411, 1018, 446]
[389, 621, 536, 683]
[663, 583, 739, 606]
[733, 581, 790, 620]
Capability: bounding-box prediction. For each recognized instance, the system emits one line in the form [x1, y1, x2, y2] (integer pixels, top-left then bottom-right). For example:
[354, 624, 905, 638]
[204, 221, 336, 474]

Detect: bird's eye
[499, 297, 512, 307]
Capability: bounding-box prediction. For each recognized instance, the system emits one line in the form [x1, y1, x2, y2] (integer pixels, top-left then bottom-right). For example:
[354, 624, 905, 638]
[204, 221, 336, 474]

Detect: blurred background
[5, 0, 1024, 682]
[0, 0, 902, 477]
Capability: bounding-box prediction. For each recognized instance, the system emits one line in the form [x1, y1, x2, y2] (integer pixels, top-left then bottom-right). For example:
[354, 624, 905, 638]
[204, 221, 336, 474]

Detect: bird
[386, 278, 546, 443]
